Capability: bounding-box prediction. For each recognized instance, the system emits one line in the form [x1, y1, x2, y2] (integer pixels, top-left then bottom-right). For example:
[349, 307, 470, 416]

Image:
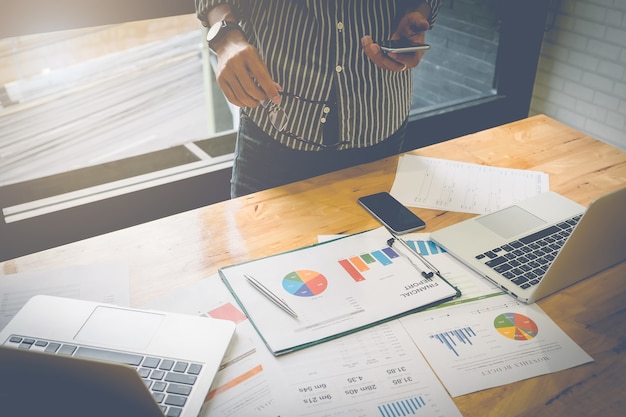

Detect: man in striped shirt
[196, 1, 442, 197]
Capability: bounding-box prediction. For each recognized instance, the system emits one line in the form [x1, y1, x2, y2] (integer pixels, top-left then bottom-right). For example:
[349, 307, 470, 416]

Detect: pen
[387, 236, 435, 279]
[244, 273, 298, 319]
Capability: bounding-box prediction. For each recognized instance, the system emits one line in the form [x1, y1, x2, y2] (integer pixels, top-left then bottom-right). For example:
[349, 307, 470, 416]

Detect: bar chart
[338, 246, 400, 282]
[406, 239, 446, 256]
[377, 396, 427, 416]
[429, 327, 477, 357]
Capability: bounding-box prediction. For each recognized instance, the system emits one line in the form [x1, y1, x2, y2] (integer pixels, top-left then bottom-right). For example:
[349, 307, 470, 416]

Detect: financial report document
[390, 155, 550, 214]
[219, 227, 459, 355]
[400, 292, 593, 397]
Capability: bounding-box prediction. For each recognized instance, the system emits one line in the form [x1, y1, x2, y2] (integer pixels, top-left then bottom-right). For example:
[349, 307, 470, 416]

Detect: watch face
[207, 20, 240, 46]
[207, 21, 224, 43]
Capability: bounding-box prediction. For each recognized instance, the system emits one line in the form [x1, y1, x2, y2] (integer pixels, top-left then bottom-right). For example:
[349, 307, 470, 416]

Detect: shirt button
[323, 106, 331, 114]
[320, 117, 327, 123]
[335, 65, 343, 73]
[337, 22, 344, 31]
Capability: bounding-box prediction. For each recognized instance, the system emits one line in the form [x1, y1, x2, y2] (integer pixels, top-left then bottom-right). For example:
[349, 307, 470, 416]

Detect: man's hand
[212, 32, 281, 108]
[207, 5, 280, 108]
[361, 9, 430, 72]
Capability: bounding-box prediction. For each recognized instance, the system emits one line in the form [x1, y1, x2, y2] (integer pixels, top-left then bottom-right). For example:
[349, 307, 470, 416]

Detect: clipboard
[219, 227, 461, 356]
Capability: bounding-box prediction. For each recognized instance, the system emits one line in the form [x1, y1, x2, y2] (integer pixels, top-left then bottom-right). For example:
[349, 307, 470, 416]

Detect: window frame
[403, 0, 550, 150]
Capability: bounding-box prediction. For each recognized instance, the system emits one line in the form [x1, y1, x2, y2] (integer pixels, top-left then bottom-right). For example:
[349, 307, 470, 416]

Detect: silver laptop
[431, 186, 626, 303]
[0, 295, 236, 417]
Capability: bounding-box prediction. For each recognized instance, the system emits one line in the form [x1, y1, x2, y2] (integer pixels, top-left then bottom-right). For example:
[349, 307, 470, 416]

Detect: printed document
[392, 232, 593, 396]
[390, 155, 549, 214]
[219, 227, 459, 355]
[0, 262, 129, 330]
[400, 293, 593, 397]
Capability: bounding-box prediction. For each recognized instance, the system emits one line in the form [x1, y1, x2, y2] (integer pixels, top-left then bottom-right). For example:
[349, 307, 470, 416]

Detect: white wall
[530, 0, 626, 151]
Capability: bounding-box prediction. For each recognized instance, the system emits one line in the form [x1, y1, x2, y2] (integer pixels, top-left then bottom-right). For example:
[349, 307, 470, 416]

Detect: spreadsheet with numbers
[391, 155, 549, 214]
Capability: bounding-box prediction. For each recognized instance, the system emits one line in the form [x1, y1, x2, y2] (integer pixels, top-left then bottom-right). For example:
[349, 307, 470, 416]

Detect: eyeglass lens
[261, 92, 351, 149]
[268, 106, 288, 131]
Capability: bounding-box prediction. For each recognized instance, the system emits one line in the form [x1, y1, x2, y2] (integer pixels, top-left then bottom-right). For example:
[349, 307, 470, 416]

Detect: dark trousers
[231, 115, 406, 197]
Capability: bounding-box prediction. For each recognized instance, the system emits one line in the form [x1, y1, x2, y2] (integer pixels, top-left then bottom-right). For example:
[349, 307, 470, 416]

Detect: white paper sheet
[265, 319, 462, 417]
[400, 293, 593, 397]
[390, 155, 550, 214]
[0, 262, 130, 330]
[219, 227, 459, 355]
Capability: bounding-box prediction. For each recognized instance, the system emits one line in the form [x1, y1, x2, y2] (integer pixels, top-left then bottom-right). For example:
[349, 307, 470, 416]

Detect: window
[0, 14, 231, 187]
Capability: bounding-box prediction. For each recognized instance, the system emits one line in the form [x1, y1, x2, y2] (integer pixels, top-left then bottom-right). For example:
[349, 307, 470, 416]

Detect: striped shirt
[196, 1, 442, 151]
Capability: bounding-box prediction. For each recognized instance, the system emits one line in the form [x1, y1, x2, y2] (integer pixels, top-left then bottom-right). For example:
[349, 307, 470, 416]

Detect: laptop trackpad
[74, 306, 165, 350]
[476, 205, 546, 239]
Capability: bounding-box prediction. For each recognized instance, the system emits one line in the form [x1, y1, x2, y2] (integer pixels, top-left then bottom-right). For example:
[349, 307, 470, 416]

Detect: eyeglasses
[260, 91, 351, 149]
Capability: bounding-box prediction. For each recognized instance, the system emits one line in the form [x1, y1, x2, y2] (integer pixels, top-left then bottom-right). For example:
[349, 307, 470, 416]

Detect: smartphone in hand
[379, 39, 430, 54]
[358, 192, 426, 234]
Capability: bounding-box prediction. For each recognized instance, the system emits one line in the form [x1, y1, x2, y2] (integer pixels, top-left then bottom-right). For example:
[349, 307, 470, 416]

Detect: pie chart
[494, 313, 538, 340]
[282, 270, 328, 297]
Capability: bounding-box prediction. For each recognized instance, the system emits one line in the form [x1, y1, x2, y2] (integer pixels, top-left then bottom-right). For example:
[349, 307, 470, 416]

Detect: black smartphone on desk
[358, 192, 426, 234]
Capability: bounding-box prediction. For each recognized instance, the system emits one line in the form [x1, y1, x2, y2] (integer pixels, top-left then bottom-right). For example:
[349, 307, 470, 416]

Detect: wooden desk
[2, 115, 625, 416]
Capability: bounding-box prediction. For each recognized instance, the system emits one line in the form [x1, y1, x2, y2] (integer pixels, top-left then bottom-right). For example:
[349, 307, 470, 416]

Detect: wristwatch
[206, 20, 242, 51]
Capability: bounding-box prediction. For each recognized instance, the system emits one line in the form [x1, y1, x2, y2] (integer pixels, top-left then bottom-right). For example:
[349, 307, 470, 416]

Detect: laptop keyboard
[5, 335, 203, 417]
[475, 214, 582, 290]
